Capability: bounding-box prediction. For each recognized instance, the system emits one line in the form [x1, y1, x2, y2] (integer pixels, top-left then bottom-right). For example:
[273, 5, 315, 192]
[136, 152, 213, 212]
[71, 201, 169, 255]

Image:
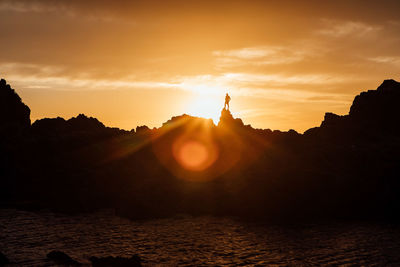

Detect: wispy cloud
[3, 62, 352, 108]
[1, 62, 66, 77]
[0, 0, 76, 15]
[0, 0, 136, 24]
[368, 56, 400, 66]
[317, 20, 381, 38]
[213, 47, 276, 59]
[213, 46, 309, 68]
[220, 73, 347, 86]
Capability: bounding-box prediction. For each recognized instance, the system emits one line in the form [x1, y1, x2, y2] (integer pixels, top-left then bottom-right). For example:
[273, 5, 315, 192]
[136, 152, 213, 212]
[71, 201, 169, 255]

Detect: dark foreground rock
[90, 255, 142, 267]
[2, 78, 400, 221]
[46, 250, 81, 266]
[0, 252, 9, 266]
[0, 78, 31, 135]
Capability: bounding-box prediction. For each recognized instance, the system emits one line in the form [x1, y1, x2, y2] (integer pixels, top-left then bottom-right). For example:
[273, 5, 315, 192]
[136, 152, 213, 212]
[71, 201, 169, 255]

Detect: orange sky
[1, 0, 400, 132]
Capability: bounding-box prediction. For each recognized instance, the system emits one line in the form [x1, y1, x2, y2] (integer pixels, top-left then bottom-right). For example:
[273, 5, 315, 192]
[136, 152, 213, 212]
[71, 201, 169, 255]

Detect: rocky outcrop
[218, 108, 244, 128]
[32, 114, 106, 135]
[2, 78, 400, 220]
[0, 79, 30, 137]
[320, 112, 348, 128]
[348, 79, 400, 133]
[68, 114, 106, 132]
[309, 79, 400, 139]
[46, 251, 81, 266]
[0, 252, 9, 266]
[135, 125, 151, 133]
[30, 114, 125, 142]
[350, 79, 400, 118]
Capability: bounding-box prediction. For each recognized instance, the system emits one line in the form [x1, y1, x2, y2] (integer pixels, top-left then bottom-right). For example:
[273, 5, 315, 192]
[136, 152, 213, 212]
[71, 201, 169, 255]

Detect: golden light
[185, 94, 223, 123]
[172, 138, 218, 172]
[151, 115, 248, 182]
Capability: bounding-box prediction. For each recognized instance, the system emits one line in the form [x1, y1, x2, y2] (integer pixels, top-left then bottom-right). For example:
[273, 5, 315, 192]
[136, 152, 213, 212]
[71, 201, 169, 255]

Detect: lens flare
[173, 138, 218, 172]
[151, 115, 244, 182]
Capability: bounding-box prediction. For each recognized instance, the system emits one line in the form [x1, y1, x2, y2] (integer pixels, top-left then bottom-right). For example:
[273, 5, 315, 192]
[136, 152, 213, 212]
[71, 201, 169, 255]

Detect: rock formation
[0, 79, 30, 137]
[218, 108, 244, 128]
[46, 251, 81, 266]
[0, 252, 9, 266]
[1, 78, 400, 220]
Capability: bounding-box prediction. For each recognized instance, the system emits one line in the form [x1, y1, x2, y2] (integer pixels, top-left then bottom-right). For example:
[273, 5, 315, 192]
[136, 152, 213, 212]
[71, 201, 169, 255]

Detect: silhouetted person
[225, 93, 231, 110]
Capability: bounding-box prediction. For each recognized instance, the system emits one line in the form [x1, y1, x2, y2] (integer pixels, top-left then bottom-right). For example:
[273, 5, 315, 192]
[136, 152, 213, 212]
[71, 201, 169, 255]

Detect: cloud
[221, 73, 344, 86]
[3, 61, 353, 109]
[0, 0, 58, 13]
[213, 47, 275, 59]
[0, 62, 66, 77]
[213, 46, 309, 68]
[368, 56, 400, 66]
[317, 20, 381, 38]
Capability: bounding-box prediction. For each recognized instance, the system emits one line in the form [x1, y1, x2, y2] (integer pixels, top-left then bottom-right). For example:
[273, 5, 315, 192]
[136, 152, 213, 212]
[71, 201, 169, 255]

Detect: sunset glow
[1, 0, 400, 132]
[185, 94, 222, 123]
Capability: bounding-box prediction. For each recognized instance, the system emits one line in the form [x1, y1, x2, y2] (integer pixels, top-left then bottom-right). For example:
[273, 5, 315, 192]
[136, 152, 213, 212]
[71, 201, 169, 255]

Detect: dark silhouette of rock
[218, 108, 244, 128]
[1, 78, 400, 221]
[0, 252, 9, 266]
[306, 79, 400, 142]
[32, 114, 108, 135]
[89, 255, 142, 267]
[46, 251, 81, 266]
[0, 79, 32, 202]
[68, 114, 106, 131]
[135, 125, 150, 133]
[320, 112, 347, 128]
[348, 79, 400, 133]
[31, 114, 126, 144]
[0, 79, 31, 136]
[350, 79, 400, 117]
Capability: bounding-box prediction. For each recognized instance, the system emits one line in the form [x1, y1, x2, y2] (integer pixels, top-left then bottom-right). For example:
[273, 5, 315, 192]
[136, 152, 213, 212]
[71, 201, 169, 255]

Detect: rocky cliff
[0, 79, 30, 137]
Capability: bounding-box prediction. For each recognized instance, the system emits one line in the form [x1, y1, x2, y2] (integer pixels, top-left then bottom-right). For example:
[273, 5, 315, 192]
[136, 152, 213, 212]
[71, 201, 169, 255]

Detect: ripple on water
[1, 209, 400, 266]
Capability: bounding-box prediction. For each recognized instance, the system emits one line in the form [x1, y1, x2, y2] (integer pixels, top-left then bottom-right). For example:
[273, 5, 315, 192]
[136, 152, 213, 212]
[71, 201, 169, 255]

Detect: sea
[1, 209, 400, 266]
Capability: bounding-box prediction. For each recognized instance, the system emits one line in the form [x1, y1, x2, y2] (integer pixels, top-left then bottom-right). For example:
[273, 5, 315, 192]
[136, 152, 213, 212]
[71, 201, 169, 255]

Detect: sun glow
[185, 94, 223, 123]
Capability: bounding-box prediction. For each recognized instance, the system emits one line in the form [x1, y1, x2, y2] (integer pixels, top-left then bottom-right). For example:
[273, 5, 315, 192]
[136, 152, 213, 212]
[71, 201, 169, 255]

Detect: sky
[1, 0, 400, 132]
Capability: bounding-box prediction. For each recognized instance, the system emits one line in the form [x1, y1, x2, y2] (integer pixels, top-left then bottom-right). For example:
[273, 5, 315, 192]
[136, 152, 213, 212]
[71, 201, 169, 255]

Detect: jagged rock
[320, 112, 348, 128]
[162, 114, 191, 126]
[161, 114, 214, 130]
[349, 79, 400, 128]
[0, 252, 9, 266]
[46, 250, 81, 266]
[31, 117, 68, 136]
[135, 125, 150, 133]
[32, 114, 106, 133]
[218, 108, 244, 127]
[68, 114, 106, 132]
[0, 78, 31, 136]
[89, 255, 142, 267]
[2, 77, 400, 221]
[315, 79, 400, 139]
[31, 114, 121, 140]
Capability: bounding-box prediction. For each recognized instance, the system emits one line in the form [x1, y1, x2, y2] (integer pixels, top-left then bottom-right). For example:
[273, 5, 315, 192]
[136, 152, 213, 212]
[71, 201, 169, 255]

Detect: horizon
[11, 78, 399, 133]
[6, 77, 399, 134]
[1, 0, 400, 132]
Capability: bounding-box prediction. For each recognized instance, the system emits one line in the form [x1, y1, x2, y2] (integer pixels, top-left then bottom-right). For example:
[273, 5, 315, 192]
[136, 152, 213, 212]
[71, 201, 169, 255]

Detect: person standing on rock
[225, 93, 231, 110]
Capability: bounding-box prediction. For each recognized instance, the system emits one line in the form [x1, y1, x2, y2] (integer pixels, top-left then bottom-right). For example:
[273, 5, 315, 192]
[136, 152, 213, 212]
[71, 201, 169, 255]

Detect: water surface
[1, 209, 400, 266]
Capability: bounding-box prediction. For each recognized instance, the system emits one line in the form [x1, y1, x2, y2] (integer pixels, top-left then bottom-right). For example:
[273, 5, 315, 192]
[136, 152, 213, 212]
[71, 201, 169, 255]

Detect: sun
[185, 94, 222, 123]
